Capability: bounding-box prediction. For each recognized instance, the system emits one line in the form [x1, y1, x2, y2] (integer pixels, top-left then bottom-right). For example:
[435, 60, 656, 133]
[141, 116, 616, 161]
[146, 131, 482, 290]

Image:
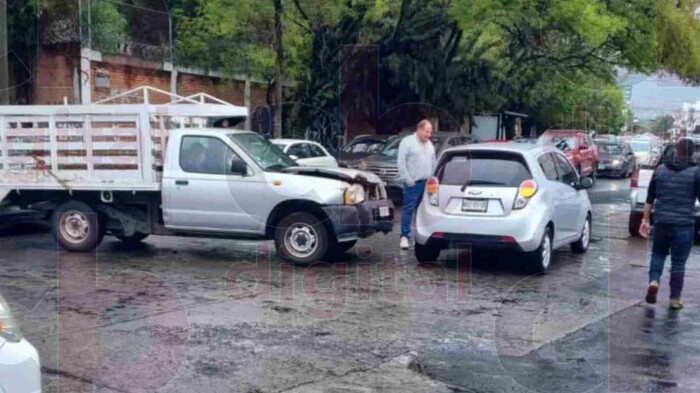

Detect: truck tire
[628, 213, 643, 237]
[52, 200, 104, 252]
[275, 212, 329, 264]
[528, 227, 552, 273]
[116, 232, 150, 246]
[415, 242, 440, 263]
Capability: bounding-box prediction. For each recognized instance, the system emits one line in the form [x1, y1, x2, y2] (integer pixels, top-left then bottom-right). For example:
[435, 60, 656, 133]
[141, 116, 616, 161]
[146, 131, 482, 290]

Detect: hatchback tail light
[514, 180, 537, 210]
[426, 177, 439, 206]
[630, 169, 639, 188]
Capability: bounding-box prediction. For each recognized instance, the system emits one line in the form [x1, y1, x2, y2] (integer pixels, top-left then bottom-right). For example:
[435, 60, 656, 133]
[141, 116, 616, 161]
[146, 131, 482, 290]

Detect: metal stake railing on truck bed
[0, 86, 247, 194]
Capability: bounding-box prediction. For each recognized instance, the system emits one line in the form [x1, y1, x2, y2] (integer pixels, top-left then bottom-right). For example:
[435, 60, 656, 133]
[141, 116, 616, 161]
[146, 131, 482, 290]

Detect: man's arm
[695, 166, 700, 203]
[397, 139, 414, 186]
[643, 172, 658, 222]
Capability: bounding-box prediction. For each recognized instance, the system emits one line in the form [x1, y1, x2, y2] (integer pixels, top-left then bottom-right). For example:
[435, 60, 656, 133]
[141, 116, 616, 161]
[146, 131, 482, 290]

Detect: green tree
[652, 114, 675, 134]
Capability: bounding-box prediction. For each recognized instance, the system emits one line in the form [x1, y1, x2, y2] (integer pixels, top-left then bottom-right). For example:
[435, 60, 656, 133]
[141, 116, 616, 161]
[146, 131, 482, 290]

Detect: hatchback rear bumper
[422, 233, 526, 252]
[415, 201, 548, 252]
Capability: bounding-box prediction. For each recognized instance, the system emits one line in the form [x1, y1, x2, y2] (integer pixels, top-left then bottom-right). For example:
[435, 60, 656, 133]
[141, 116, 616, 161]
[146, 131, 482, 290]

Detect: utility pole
[0, 0, 10, 104]
[273, 0, 283, 138]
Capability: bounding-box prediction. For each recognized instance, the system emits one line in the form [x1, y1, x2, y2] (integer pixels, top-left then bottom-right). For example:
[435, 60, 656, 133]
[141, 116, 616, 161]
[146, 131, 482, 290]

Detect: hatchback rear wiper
[460, 180, 503, 192]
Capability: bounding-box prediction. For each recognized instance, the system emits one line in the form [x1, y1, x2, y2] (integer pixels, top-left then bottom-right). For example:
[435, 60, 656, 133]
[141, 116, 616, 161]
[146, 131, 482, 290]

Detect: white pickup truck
[629, 143, 700, 236]
[0, 102, 394, 264]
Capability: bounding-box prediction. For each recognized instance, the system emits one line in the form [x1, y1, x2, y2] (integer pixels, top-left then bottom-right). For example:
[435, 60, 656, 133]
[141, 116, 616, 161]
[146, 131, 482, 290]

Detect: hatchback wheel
[415, 242, 440, 263]
[529, 227, 553, 273]
[571, 216, 591, 254]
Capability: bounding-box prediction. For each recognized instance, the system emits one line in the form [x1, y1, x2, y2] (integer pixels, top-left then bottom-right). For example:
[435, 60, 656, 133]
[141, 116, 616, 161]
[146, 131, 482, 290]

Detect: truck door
[163, 135, 264, 233]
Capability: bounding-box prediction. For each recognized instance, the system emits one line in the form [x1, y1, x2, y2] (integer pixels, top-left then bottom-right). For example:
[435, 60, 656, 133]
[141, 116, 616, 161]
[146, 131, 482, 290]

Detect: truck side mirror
[230, 160, 248, 175]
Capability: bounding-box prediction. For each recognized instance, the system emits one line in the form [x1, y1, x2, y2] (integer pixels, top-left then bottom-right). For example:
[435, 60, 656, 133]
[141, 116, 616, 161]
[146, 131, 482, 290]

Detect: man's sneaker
[645, 281, 659, 304]
[400, 237, 410, 250]
[669, 299, 684, 310]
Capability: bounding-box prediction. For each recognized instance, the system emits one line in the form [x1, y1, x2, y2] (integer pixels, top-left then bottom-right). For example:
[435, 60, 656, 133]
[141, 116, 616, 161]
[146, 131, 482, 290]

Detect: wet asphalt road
[1, 178, 700, 392]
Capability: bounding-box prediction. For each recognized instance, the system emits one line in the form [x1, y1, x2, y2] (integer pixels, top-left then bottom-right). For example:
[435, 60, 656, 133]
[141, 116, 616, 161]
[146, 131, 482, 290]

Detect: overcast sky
[631, 74, 700, 120]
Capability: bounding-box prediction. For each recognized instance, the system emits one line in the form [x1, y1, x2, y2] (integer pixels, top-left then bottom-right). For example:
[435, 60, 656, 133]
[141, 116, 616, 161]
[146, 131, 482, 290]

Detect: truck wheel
[275, 212, 329, 264]
[571, 215, 591, 254]
[528, 227, 552, 273]
[415, 242, 440, 263]
[52, 200, 104, 252]
[628, 213, 643, 237]
[116, 232, 150, 246]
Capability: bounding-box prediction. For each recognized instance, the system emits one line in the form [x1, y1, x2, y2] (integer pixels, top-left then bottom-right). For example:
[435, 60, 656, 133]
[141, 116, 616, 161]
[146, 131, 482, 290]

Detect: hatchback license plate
[462, 198, 488, 212]
[598, 164, 606, 170]
[379, 206, 390, 217]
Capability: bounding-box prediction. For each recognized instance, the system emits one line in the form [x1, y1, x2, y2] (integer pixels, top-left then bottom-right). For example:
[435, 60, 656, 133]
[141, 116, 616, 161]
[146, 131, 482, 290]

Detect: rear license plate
[462, 198, 488, 212]
[598, 164, 606, 170]
[379, 206, 390, 217]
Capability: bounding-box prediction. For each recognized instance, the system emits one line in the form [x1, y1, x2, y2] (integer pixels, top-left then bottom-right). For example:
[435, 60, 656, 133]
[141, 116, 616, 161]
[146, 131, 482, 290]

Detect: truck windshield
[229, 133, 297, 171]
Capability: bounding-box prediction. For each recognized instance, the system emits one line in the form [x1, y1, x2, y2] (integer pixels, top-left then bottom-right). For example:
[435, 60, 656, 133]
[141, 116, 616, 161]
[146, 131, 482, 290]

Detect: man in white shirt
[397, 119, 436, 249]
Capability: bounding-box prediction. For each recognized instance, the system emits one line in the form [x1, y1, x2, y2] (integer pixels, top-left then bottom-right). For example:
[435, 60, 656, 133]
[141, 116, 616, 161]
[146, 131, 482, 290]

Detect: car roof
[350, 135, 391, 141]
[172, 128, 256, 136]
[542, 129, 585, 135]
[443, 141, 554, 156]
[272, 138, 316, 144]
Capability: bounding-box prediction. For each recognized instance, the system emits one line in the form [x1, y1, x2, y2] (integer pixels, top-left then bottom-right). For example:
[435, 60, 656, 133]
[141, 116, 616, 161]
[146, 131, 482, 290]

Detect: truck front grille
[365, 184, 387, 200]
[368, 166, 399, 180]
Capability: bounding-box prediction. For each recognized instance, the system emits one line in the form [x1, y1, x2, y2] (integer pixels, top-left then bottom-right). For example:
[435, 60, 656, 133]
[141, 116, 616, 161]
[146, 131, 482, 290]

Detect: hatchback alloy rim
[582, 220, 590, 248]
[541, 234, 551, 269]
[284, 223, 318, 259]
[59, 210, 90, 244]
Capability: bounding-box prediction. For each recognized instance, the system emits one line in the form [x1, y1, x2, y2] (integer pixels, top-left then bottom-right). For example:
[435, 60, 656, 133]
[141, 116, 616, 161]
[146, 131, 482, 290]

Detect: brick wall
[34, 45, 79, 104]
[92, 62, 171, 104]
[34, 47, 271, 119]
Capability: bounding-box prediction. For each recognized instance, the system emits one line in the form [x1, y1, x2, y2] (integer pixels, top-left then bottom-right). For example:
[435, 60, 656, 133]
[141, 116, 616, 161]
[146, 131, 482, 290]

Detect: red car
[539, 130, 599, 179]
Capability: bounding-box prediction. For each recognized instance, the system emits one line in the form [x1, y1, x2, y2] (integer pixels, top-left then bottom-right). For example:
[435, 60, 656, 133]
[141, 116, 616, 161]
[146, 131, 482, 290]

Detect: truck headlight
[0, 294, 22, 342]
[344, 184, 366, 205]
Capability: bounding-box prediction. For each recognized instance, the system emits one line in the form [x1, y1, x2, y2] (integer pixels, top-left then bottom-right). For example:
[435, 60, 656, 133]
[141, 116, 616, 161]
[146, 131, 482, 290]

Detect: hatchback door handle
[175, 180, 189, 186]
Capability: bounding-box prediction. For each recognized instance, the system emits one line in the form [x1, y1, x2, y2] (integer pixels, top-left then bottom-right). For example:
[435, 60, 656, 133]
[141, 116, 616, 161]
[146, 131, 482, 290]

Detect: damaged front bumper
[322, 199, 395, 242]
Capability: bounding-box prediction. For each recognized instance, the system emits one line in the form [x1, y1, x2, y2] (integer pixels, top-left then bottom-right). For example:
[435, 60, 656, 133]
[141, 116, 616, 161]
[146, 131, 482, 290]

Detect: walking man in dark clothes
[640, 138, 700, 310]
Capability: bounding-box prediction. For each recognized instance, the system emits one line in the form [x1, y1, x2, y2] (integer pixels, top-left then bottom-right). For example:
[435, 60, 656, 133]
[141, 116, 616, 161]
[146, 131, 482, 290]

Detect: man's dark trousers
[649, 223, 694, 300]
[401, 180, 426, 238]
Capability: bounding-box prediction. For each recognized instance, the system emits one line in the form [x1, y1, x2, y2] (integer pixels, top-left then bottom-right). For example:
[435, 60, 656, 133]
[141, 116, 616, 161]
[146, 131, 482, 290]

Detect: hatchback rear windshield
[437, 151, 531, 187]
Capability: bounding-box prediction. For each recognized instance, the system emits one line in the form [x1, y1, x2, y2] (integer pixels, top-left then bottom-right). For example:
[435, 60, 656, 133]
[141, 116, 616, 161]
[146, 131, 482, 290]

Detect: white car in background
[628, 137, 662, 167]
[272, 139, 338, 167]
[0, 293, 41, 393]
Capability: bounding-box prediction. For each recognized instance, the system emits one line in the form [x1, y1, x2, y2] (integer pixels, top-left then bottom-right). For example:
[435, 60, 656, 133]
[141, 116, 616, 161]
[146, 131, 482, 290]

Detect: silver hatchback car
[414, 142, 594, 272]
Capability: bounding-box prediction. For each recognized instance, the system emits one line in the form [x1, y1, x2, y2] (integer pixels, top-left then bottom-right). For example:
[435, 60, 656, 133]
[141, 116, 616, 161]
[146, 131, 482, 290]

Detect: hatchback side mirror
[289, 155, 299, 161]
[230, 160, 248, 175]
[576, 177, 594, 190]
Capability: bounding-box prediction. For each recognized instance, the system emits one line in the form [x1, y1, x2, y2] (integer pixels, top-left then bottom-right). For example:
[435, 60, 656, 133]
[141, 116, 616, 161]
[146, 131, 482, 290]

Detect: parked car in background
[628, 137, 661, 167]
[512, 136, 538, 144]
[414, 142, 593, 272]
[539, 130, 599, 180]
[0, 293, 41, 393]
[629, 143, 700, 237]
[594, 134, 621, 144]
[595, 139, 636, 178]
[272, 139, 338, 167]
[354, 132, 479, 193]
[338, 135, 393, 167]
